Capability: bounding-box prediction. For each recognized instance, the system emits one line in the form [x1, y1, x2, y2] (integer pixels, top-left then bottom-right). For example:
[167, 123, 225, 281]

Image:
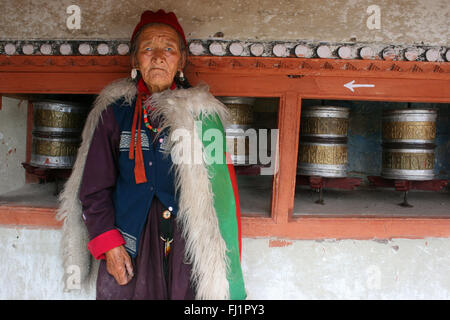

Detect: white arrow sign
[344, 80, 375, 92]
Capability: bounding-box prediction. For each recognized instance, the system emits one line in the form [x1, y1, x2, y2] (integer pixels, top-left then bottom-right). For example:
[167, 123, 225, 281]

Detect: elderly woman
[58, 10, 246, 300]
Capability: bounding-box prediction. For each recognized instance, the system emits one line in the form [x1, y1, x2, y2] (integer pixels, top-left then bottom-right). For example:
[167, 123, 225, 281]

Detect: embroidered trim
[119, 130, 150, 152]
[117, 228, 137, 255]
[159, 134, 169, 152]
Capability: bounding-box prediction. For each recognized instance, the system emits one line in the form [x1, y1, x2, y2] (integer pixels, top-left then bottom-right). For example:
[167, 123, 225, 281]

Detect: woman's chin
[143, 75, 171, 87]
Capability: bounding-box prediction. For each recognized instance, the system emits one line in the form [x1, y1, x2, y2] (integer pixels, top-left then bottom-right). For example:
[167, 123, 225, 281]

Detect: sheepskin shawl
[57, 78, 233, 299]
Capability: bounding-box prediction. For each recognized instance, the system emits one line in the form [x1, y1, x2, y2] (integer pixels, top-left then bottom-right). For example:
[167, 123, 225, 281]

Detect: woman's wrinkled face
[134, 24, 185, 93]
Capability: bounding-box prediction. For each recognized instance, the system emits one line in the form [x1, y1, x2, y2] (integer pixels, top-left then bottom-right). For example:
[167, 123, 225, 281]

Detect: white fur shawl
[57, 78, 232, 299]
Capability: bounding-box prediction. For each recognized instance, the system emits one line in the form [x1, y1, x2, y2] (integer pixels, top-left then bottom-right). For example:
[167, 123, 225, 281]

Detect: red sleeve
[87, 229, 126, 260]
[225, 151, 242, 260]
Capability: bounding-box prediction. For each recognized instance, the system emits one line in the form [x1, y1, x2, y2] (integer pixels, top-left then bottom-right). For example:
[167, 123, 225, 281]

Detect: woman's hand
[105, 245, 134, 285]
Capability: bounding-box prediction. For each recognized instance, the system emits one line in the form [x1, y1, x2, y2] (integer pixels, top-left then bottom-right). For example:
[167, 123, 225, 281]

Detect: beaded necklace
[143, 107, 160, 133]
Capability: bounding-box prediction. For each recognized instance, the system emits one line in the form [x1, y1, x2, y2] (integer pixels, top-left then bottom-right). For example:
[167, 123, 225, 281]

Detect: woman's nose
[151, 49, 165, 63]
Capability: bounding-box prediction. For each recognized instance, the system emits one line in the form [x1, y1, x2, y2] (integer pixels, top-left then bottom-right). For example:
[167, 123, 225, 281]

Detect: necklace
[143, 107, 160, 133]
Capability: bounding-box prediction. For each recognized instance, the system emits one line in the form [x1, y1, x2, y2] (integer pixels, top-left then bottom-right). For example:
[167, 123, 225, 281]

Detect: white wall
[1, 226, 449, 300]
[242, 238, 450, 299]
[0, 227, 95, 300]
[0, 97, 27, 195]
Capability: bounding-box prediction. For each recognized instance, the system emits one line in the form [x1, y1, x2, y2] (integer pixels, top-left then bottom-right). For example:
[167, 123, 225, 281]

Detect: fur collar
[57, 78, 231, 299]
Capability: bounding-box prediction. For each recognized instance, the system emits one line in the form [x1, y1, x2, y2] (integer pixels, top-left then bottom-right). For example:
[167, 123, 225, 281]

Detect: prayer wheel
[33, 100, 88, 134]
[30, 134, 81, 168]
[381, 109, 437, 180]
[30, 100, 88, 168]
[218, 97, 255, 165]
[300, 106, 349, 138]
[298, 106, 349, 177]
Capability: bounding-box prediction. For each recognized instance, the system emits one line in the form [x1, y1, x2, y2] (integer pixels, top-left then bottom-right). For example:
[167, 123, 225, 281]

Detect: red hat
[131, 10, 187, 47]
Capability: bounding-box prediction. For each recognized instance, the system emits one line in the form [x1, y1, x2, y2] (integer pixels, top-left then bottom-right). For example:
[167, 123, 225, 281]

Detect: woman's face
[134, 24, 185, 93]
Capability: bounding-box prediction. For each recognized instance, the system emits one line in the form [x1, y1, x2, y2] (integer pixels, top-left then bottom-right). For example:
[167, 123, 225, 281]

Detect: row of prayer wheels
[31, 97, 256, 169]
[218, 96, 439, 181]
[30, 97, 439, 183]
[31, 97, 259, 169]
[298, 106, 438, 181]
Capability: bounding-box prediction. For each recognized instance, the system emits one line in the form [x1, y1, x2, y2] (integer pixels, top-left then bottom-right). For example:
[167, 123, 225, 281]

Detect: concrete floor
[293, 187, 450, 217]
[1, 178, 448, 217]
[235, 175, 450, 217]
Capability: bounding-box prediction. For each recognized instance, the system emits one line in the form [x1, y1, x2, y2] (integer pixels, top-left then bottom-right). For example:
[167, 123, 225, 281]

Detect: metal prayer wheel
[30, 100, 88, 168]
[298, 106, 350, 177]
[33, 100, 88, 134]
[30, 134, 81, 168]
[382, 109, 436, 143]
[219, 96, 255, 126]
[218, 97, 255, 166]
[298, 141, 348, 177]
[300, 106, 349, 138]
[381, 109, 437, 180]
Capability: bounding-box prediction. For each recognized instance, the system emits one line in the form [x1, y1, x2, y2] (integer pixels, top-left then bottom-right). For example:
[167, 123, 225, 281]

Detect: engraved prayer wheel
[382, 109, 437, 143]
[298, 106, 349, 177]
[218, 97, 255, 165]
[30, 134, 81, 168]
[298, 141, 348, 177]
[219, 96, 255, 126]
[381, 145, 435, 180]
[381, 109, 437, 180]
[30, 100, 88, 168]
[33, 100, 88, 134]
[300, 106, 349, 138]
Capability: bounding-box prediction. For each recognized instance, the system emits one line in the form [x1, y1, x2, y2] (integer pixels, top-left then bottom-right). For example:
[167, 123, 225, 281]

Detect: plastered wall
[0, 227, 449, 299]
[242, 237, 450, 299]
[0, 0, 448, 45]
[0, 97, 27, 195]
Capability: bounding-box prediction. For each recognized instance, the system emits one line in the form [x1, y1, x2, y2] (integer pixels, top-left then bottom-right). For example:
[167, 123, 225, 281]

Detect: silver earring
[178, 70, 185, 81]
[131, 68, 138, 80]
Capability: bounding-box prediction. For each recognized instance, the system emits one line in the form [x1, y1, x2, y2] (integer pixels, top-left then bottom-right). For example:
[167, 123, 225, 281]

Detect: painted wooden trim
[1, 206, 449, 240]
[0, 56, 449, 97]
[187, 56, 450, 79]
[0, 206, 62, 229]
[241, 216, 450, 240]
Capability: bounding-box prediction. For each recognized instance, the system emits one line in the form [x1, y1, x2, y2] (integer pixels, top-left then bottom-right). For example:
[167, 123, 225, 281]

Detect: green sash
[199, 114, 247, 300]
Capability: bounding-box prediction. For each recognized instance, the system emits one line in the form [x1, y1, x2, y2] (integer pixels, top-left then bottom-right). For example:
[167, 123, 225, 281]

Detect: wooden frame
[0, 55, 449, 239]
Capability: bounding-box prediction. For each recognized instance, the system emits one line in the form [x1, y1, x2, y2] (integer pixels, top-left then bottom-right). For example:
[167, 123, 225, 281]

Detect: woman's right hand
[104, 245, 134, 285]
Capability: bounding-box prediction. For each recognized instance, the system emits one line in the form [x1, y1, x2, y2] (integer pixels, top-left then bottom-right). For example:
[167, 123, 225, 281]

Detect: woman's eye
[144, 47, 152, 51]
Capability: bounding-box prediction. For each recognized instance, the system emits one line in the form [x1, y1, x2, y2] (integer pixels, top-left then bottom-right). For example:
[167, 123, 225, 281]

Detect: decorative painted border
[0, 39, 449, 62]
[0, 40, 130, 56]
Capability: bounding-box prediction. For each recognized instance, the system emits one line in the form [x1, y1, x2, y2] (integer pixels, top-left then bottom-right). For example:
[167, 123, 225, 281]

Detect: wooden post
[271, 92, 302, 223]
